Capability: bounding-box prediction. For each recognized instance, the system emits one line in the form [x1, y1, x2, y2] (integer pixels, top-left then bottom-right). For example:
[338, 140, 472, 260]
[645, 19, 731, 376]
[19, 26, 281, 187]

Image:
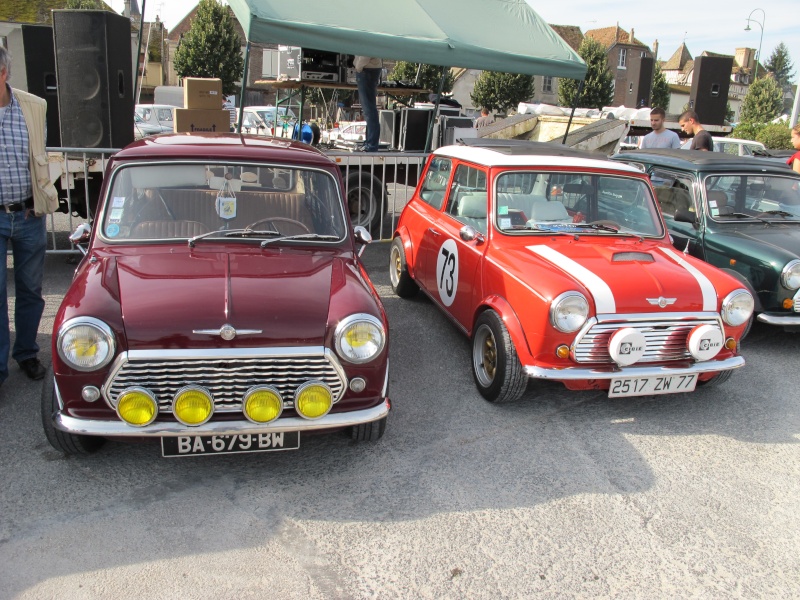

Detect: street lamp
[744, 8, 765, 80]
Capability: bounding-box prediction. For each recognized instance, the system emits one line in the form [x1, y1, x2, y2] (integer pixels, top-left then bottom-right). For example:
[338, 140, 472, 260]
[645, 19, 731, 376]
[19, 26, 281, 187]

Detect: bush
[731, 122, 765, 141]
[755, 123, 793, 150]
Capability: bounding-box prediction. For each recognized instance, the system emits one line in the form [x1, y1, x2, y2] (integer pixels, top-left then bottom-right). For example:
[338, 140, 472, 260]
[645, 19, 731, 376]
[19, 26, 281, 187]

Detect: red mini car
[391, 140, 754, 403]
[44, 134, 390, 456]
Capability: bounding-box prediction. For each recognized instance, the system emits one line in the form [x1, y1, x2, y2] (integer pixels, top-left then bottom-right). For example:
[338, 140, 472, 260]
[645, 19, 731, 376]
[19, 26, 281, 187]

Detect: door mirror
[459, 225, 485, 245]
[69, 223, 92, 255]
[353, 226, 372, 256]
[674, 209, 699, 228]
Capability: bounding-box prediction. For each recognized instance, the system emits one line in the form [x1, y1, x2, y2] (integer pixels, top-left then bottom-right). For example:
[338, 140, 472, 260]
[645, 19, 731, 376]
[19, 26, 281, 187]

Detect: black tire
[471, 310, 527, 403]
[41, 366, 105, 456]
[697, 369, 734, 388]
[389, 237, 419, 298]
[346, 171, 385, 233]
[351, 416, 387, 442]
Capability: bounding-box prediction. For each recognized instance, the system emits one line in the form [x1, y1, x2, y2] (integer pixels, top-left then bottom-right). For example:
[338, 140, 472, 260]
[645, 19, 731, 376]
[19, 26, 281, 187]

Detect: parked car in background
[322, 122, 367, 148]
[134, 113, 170, 139]
[240, 105, 298, 136]
[135, 104, 175, 134]
[44, 134, 390, 457]
[680, 136, 766, 156]
[613, 148, 800, 331]
[391, 139, 752, 403]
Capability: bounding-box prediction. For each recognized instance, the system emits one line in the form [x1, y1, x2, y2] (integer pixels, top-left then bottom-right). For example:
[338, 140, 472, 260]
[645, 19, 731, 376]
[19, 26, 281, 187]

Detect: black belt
[3, 198, 33, 213]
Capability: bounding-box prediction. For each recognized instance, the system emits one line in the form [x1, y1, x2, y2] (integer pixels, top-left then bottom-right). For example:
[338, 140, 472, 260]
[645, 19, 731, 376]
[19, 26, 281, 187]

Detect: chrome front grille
[103, 348, 346, 412]
[794, 295, 800, 313]
[572, 315, 722, 364]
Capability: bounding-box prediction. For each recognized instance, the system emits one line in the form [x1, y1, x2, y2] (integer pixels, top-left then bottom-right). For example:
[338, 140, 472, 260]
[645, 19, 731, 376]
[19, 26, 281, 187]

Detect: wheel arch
[719, 268, 764, 313]
[393, 227, 417, 279]
[472, 295, 532, 361]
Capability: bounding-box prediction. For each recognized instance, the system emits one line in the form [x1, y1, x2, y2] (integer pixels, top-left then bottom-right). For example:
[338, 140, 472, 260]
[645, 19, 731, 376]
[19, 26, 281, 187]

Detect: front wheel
[472, 310, 527, 403]
[41, 366, 105, 456]
[389, 237, 419, 298]
[696, 369, 734, 388]
[351, 417, 387, 442]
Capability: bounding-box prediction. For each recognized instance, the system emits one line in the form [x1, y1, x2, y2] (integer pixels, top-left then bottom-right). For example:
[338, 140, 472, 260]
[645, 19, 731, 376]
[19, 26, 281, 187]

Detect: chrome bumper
[54, 399, 390, 438]
[757, 313, 800, 326]
[524, 355, 744, 381]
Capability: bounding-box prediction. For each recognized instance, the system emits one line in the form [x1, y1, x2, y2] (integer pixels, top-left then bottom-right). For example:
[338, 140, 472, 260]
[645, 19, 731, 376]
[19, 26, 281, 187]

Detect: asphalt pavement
[1, 243, 799, 599]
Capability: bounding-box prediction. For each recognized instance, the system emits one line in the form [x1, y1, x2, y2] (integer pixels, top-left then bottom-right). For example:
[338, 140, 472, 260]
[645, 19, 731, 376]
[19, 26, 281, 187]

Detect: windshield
[101, 162, 347, 243]
[705, 174, 800, 221]
[494, 171, 663, 237]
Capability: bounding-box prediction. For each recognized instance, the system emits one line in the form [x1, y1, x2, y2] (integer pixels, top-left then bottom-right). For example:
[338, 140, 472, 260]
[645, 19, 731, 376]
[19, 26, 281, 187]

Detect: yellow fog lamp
[294, 382, 333, 420]
[172, 386, 214, 426]
[243, 386, 283, 424]
[116, 387, 158, 427]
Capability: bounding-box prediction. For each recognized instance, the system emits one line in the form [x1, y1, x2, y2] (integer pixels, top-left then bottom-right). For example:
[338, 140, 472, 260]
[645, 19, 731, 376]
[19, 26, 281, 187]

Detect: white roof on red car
[435, 143, 641, 174]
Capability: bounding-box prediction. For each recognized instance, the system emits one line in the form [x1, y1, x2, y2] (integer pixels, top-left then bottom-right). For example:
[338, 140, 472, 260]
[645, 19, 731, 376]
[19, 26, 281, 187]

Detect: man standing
[678, 110, 714, 151]
[639, 107, 681, 149]
[474, 108, 495, 129]
[354, 56, 382, 152]
[0, 46, 59, 384]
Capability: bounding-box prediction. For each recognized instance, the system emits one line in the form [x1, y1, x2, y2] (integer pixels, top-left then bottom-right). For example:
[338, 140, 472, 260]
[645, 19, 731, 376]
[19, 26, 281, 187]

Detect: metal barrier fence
[44, 147, 120, 255]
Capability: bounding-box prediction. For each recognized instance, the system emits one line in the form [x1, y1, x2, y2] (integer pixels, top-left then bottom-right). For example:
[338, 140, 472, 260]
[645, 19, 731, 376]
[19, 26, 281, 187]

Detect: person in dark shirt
[678, 110, 714, 151]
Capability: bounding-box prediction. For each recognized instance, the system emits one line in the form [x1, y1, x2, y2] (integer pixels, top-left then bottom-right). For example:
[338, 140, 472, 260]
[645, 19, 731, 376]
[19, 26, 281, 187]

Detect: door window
[649, 169, 697, 217]
[418, 157, 452, 210]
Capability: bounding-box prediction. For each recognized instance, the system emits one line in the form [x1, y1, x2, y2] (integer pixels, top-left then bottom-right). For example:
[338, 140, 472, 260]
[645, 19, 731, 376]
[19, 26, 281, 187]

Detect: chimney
[653, 39, 659, 61]
[615, 22, 620, 43]
[123, 0, 131, 18]
[630, 28, 635, 44]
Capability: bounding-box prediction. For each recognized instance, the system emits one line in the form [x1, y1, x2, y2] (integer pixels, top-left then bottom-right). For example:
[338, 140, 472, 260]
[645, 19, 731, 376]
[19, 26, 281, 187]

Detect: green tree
[470, 71, 534, 113]
[650, 62, 670, 110]
[173, 0, 244, 96]
[764, 43, 795, 88]
[66, 0, 99, 7]
[389, 62, 454, 102]
[739, 76, 784, 123]
[558, 37, 614, 109]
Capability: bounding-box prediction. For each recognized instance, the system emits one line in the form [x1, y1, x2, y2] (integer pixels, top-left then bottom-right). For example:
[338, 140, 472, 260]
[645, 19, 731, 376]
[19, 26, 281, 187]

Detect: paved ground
[1, 243, 799, 599]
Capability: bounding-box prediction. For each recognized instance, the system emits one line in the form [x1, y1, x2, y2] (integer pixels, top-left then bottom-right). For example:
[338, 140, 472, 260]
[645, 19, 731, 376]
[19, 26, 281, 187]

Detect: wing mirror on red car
[673, 209, 699, 229]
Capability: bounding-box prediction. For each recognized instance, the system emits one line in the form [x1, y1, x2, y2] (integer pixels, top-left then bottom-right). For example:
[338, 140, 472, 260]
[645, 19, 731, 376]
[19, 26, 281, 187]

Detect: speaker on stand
[689, 55, 733, 126]
[52, 10, 134, 149]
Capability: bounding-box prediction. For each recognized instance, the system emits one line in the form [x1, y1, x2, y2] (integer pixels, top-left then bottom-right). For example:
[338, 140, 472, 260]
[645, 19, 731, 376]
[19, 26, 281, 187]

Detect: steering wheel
[245, 217, 310, 234]
[587, 219, 622, 230]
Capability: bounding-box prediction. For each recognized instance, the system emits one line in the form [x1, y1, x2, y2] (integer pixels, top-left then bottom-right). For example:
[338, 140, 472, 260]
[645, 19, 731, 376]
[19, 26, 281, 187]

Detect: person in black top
[678, 110, 714, 151]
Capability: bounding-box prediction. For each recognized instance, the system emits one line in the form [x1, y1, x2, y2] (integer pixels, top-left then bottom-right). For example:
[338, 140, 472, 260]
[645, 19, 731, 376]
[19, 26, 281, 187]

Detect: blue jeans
[0, 210, 46, 383]
[356, 68, 382, 151]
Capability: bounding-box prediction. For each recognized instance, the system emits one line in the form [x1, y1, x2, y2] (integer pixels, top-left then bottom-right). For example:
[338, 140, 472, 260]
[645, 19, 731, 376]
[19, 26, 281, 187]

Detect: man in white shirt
[640, 107, 681, 149]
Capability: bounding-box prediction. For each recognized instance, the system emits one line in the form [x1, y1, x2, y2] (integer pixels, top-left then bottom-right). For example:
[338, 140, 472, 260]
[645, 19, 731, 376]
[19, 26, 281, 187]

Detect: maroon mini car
[43, 134, 390, 457]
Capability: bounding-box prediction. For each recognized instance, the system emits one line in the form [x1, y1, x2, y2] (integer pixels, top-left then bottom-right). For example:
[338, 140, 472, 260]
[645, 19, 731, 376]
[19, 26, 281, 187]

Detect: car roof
[435, 139, 640, 173]
[614, 148, 793, 173]
[112, 133, 336, 167]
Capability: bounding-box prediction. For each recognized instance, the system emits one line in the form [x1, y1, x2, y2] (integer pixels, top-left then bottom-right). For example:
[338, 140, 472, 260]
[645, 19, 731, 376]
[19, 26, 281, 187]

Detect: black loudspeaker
[627, 56, 654, 108]
[379, 110, 400, 148]
[7, 25, 60, 147]
[53, 10, 134, 149]
[689, 56, 733, 126]
[398, 108, 432, 152]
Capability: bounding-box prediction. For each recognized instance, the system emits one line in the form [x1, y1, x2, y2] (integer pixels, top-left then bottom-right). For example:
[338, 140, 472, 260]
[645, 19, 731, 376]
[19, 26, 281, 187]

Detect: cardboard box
[183, 77, 223, 110]
[174, 109, 231, 134]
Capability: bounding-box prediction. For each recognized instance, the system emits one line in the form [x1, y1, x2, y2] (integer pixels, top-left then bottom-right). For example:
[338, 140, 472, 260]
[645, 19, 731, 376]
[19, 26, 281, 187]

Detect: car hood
[116, 250, 334, 348]
[517, 240, 721, 314]
[710, 224, 800, 264]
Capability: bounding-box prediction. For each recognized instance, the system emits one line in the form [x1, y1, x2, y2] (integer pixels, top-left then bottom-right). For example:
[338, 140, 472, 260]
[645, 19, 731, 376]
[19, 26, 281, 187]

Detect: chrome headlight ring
[56, 317, 116, 372]
[721, 289, 755, 327]
[549, 292, 590, 333]
[334, 313, 386, 364]
[781, 259, 800, 290]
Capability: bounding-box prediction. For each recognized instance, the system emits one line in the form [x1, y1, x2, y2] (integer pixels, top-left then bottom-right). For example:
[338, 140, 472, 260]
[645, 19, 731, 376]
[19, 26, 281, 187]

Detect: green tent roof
[228, 0, 587, 79]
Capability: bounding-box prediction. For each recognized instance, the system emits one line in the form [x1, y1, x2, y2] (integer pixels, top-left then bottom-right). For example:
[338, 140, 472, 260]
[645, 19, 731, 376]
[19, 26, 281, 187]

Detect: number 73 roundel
[436, 239, 459, 307]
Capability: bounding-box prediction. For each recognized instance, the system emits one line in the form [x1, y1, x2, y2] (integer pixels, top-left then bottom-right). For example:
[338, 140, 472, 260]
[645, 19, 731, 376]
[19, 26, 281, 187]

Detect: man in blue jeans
[354, 56, 382, 152]
[0, 46, 59, 385]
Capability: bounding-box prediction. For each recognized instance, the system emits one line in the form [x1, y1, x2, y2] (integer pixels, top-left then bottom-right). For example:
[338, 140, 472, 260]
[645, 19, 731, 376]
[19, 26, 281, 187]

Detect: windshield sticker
[109, 208, 124, 223]
[112, 196, 126, 208]
[106, 223, 120, 237]
[500, 218, 512, 229]
[709, 200, 717, 207]
[436, 238, 459, 308]
[498, 205, 509, 215]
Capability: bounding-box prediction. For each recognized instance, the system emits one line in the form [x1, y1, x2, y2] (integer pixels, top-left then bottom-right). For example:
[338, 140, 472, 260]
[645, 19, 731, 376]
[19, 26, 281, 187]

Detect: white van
[239, 105, 298, 136]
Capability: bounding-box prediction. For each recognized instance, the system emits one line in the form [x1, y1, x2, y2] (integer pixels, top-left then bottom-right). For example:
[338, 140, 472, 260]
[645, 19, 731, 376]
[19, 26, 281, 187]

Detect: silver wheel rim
[389, 245, 401, 287]
[473, 323, 497, 387]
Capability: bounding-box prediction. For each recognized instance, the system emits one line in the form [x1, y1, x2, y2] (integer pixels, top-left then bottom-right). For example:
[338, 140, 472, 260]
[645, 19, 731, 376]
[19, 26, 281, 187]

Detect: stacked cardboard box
[173, 77, 231, 134]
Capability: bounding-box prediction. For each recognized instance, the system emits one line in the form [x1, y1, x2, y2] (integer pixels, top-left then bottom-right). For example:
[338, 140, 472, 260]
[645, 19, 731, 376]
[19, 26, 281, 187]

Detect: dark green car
[613, 149, 800, 331]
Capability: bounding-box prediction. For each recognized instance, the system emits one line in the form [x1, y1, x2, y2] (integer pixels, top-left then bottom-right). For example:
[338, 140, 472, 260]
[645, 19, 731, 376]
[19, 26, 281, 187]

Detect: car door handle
[428, 228, 441, 237]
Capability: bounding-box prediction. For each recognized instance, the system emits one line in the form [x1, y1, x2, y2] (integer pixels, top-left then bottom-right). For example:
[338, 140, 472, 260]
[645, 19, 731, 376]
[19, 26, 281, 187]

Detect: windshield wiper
[260, 233, 340, 248]
[188, 228, 283, 247]
[757, 210, 796, 218]
[718, 212, 772, 224]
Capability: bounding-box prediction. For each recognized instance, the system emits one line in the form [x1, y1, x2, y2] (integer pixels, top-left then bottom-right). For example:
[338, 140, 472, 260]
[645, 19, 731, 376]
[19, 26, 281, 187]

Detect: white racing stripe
[659, 247, 717, 311]
[527, 245, 616, 313]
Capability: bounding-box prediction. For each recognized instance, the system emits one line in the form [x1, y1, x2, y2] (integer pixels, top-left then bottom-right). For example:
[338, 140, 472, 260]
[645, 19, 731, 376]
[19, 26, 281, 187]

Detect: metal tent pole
[132, 0, 147, 107]
[562, 79, 585, 145]
[237, 40, 251, 133]
[424, 65, 447, 153]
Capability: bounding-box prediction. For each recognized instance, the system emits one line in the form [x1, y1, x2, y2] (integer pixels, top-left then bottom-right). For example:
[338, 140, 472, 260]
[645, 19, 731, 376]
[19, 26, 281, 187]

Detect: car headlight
[334, 314, 386, 364]
[781, 259, 800, 290]
[550, 292, 590, 333]
[721, 289, 754, 326]
[57, 317, 115, 371]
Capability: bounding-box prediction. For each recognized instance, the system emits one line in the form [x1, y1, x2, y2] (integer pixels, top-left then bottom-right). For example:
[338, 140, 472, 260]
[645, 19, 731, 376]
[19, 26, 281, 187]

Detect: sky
[107, 0, 798, 75]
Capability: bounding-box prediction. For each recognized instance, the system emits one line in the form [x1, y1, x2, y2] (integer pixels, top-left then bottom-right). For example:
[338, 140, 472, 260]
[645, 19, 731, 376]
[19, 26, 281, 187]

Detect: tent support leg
[133, 0, 147, 108]
[562, 79, 585, 145]
[237, 40, 251, 133]
[424, 65, 448, 153]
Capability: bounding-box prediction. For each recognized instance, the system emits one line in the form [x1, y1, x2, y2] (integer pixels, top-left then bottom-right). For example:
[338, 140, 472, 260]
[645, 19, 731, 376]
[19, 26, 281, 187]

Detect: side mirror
[674, 209, 699, 228]
[459, 225, 485, 245]
[69, 223, 92, 255]
[353, 226, 372, 257]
